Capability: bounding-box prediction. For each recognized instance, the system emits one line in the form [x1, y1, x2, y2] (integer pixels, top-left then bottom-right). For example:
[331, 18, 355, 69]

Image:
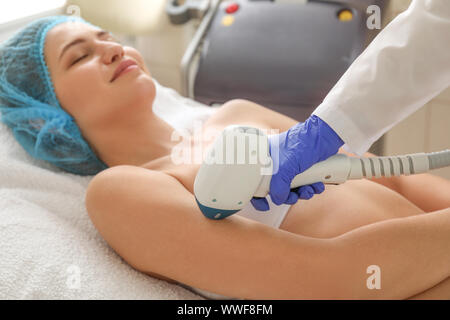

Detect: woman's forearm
[392, 174, 450, 212]
[370, 173, 450, 212]
[344, 149, 450, 213]
[330, 207, 450, 299]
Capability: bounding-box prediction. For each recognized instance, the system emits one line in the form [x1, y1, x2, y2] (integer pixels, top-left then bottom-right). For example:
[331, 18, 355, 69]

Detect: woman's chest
[144, 101, 285, 194]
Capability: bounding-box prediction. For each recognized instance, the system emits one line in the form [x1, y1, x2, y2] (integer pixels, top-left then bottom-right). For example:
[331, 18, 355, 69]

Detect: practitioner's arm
[85, 165, 450, 299]
[312, 0, 450, 156]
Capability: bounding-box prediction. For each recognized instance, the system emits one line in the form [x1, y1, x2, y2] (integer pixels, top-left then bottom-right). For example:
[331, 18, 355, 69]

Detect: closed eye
[71, 54, 88, 66]
[69, 36, 119, 67]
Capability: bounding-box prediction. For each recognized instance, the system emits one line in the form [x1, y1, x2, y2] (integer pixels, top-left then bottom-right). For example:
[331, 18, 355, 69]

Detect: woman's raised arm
[337, 147, 450, 212]
[85, 165, 450, 299]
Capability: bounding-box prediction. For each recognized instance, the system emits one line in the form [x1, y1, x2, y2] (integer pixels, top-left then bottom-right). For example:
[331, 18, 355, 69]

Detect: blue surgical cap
[0, 15, 109, 176]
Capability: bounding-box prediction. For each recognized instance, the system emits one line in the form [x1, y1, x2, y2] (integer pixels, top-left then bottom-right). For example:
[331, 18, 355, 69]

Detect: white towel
[0, 79, 218, 299]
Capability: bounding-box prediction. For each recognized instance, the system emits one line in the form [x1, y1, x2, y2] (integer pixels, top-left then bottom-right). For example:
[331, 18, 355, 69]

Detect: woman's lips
[113, 64, 139, 81]
[110, 59, 139, 82]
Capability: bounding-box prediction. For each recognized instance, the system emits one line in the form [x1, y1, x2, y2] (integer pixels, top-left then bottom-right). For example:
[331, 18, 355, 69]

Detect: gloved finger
[297, 185, 314, 200]
[284, 191, 299, 205]
[251, 197, 270, 211]
[310, 182, 325, 194]
[269, 176, 291, 205]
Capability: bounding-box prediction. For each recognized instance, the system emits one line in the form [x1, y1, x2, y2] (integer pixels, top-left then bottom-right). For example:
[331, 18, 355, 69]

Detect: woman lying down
[0, 16, 449, 300]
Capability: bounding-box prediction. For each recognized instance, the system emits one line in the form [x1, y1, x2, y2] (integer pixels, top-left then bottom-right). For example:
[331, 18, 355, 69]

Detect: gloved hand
[251, 115, 344, 211]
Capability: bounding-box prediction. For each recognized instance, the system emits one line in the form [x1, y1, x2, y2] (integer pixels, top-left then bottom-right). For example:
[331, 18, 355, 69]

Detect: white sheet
[0, 79, 218, 299]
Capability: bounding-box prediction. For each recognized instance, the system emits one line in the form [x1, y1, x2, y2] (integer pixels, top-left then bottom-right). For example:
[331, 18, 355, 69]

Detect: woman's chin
[115, 76, 156, 105]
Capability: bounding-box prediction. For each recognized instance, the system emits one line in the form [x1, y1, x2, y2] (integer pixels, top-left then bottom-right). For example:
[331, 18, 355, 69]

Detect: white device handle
[290, 154, 350, 187]
[254, 150, 450, 197]
[290, 152, 435, 189]
[290, 150, 450, 188]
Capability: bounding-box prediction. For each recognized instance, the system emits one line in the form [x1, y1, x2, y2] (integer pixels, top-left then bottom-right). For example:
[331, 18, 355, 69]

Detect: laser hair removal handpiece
[194, 125, 450, 220]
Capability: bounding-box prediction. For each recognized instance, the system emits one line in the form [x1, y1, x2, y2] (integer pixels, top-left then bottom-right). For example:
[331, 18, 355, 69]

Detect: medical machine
[167, 0, 389, 121]
[194, 125, 450, 220]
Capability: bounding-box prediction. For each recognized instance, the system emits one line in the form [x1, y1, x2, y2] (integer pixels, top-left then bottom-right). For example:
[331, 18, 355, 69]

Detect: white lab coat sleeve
[312, 0, 450, 156]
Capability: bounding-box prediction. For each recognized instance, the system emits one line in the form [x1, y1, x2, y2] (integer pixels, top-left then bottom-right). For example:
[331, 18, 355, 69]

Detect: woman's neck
[92, 111, 182, 168]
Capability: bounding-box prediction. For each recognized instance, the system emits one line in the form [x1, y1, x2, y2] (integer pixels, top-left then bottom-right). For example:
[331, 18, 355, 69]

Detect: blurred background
[0, 0, 448, 179]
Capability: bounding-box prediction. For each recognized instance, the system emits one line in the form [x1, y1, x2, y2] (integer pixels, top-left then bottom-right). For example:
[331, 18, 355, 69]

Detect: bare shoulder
[208, 99, 298, 132]
[85, 165, 166, 222]
[85, 164, 187, 238]
[86, 165, 175, 208]
[85, 165, 184, 283]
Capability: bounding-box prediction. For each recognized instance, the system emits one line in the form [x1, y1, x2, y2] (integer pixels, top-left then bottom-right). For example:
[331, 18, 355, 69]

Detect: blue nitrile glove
[251, 115, 344, 211]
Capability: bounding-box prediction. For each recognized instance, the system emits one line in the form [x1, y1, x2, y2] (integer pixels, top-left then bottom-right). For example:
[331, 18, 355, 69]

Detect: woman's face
[44, 21, 155, 134]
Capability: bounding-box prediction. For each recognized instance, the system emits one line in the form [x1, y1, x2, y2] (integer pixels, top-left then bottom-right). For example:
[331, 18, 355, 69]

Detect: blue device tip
[195, 198, 240, 220]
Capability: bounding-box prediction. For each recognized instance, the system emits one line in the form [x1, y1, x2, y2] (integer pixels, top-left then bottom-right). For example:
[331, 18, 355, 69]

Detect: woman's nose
[102, 42, 124, 64]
